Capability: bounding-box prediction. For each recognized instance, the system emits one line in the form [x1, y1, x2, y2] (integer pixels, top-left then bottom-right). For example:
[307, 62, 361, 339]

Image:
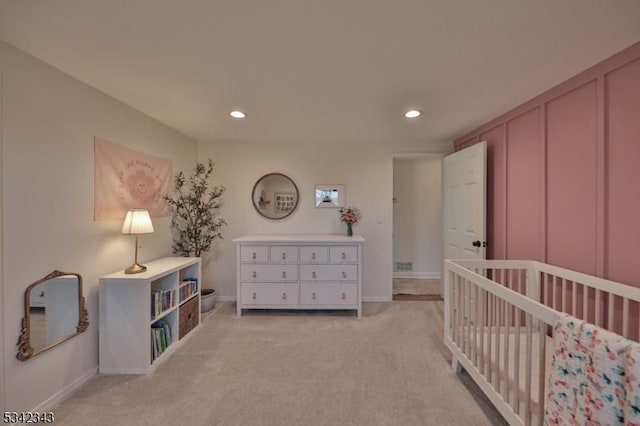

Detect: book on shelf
[151, 319, 172, 361]
[179, 277, 199, 303]
[150, 288, 177, 320]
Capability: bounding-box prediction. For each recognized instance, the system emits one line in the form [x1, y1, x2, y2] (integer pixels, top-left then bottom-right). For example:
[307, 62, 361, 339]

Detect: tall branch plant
[163, 159, 226, 257]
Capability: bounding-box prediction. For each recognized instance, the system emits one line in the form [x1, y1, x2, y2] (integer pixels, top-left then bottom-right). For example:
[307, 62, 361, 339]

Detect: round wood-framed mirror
[251, 173, 299, 220]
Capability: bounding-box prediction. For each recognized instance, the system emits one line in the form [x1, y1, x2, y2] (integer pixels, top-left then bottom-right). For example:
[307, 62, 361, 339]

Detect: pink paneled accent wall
[506, 108, 541, 261]
[454, 41, 640, 288]
[606, 57, 640, 286]
[480, 126, 506, 260]
[546, 82, 598, 275]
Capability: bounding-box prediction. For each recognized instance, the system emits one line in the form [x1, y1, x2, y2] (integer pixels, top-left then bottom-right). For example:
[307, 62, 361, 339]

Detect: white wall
[0, 64, 5, 413]
[197, 140, 452, 302]
[392, 158, 442, 278]
[0, 40, 198, 411]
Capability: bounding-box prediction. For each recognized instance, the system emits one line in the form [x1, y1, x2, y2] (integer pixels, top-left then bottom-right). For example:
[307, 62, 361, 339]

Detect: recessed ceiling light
[404, 109, 422, 119]
[230, 110, 246, 119]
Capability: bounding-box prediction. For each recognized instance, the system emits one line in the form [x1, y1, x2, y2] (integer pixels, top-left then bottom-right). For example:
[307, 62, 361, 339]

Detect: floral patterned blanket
[545, 314, 640, 425]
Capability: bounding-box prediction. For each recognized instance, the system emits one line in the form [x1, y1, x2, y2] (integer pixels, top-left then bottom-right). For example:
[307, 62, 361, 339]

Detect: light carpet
[51, 302, 507, 426]
[392, 278, 441, 295]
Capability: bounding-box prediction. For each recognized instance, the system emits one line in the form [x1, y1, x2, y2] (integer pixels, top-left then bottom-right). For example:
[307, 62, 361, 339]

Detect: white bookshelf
[99, 257, 201, 374]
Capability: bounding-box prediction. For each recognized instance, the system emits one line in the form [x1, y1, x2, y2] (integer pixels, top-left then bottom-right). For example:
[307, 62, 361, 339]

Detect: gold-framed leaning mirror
[17, 270, 89, 361]
[251, 173, 299, 220]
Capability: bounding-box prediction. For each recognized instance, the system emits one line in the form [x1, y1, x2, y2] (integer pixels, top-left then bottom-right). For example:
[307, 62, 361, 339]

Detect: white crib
[444, 259, 640, 426]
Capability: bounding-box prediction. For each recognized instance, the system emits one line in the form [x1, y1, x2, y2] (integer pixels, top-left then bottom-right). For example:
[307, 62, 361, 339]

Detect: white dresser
[234, 234, 364, 317]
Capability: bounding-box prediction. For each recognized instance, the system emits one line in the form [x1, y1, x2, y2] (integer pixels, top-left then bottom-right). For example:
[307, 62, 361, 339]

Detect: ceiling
[1, 1, 640, 150]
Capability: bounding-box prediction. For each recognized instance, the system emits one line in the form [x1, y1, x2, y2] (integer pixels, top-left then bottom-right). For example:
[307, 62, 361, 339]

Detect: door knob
[472, 240, 488, 248]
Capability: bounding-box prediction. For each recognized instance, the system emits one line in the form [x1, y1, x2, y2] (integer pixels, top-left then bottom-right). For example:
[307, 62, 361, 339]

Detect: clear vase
[347, 222, 353, 237]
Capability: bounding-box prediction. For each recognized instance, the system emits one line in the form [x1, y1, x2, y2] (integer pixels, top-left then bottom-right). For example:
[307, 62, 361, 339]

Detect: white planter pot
[201, 288, 217, 313]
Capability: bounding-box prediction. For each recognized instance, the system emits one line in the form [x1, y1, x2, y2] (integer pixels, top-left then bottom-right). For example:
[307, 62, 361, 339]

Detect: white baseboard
[33, 367, 97, 411]
[218, 295, 237, 302]
[363, 296, 391, 302]
[393, 272, 441, 279]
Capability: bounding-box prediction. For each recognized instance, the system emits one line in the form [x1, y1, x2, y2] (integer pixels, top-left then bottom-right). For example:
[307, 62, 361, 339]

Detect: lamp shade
[121, 209, 154, 235]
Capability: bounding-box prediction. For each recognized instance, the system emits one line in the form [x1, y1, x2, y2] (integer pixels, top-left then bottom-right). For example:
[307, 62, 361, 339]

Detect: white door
[442, 141, 487, 261]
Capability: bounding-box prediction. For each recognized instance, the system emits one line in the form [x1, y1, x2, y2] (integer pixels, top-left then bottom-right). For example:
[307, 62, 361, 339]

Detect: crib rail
[444, 260, 561, 426]
[445, 259, 640, 426]
[535, 261, 640, 341]
[453, 260, 536, 300]
[454, 259, 640, 341]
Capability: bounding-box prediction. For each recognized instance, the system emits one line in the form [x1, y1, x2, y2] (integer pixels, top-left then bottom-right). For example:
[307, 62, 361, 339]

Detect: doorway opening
[392, 154, 443, 301]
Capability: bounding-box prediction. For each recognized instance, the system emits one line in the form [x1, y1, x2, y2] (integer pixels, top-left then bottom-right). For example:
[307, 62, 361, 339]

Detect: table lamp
[121, 208, 154, 274]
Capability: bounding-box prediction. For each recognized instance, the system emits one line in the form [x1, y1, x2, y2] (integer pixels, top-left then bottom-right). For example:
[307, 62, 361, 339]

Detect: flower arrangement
[339, 207, 361, 236]
[339, 207, 361, 224]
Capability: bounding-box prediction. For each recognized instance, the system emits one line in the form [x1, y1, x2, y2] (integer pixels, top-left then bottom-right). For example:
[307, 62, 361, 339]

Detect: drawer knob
[188, 312, 192, 319]
[311, 252, 316, 260]
[282, 271, 287, 279]
[342, 271, 347, 279]
[252, 292, 257, 300]
[252, 252, 256, 260]
[252, 271, 257, 279]
[312, 292, 316, 300]
[281, 252, 286, 260]
[342, 292, 346, 300]
[312, 271, 317, 279]
[342, 252, 346, 260]
[282, 292, 287, 300]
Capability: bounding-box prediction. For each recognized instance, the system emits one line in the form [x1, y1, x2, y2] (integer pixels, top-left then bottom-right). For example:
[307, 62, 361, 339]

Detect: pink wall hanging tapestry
[94, 137, 172, 220]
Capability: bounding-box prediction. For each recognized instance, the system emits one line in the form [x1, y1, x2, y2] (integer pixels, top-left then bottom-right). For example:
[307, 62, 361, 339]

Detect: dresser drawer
[299, 246, 329, 263]
[300, 264, 358, 281]
[329, 246, 358, 263]
[241, 283, 298, 305]
[179, 295, 199, 339]
[300, 283, 358, 305]
[240, 245, 269, 262]
[269, 246, 298, 263]
[240, 264, 298, 282]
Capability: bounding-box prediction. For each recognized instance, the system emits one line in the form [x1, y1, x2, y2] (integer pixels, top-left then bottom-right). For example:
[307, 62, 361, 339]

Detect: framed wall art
[275, 193, 296, 213]
[314, 184, 345, 208]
